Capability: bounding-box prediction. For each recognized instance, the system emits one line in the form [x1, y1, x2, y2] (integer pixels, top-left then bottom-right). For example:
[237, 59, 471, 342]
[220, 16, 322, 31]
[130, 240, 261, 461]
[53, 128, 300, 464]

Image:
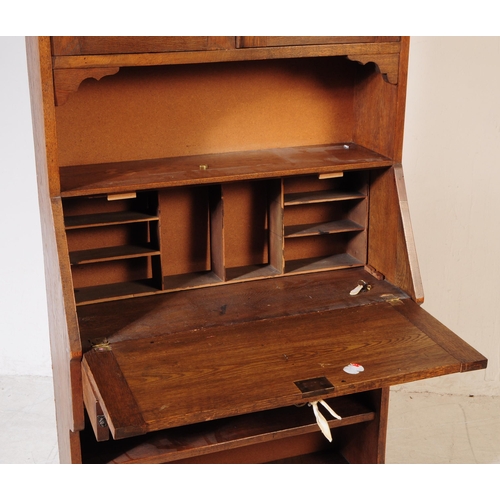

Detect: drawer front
[51, 36, 235, 55]
[237, 36, 400, 48]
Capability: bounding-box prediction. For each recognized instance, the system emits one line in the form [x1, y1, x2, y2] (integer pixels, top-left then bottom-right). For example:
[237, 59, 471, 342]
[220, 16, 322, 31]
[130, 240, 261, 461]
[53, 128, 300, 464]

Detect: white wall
[0, 36, 51, 376]
[402, 37, 500, 396]
[1, 36, 499, 395]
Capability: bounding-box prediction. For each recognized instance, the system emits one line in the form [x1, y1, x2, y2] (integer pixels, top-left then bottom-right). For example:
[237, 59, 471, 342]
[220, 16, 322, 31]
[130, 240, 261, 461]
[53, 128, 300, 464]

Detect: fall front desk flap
[80, 272, 486, 441]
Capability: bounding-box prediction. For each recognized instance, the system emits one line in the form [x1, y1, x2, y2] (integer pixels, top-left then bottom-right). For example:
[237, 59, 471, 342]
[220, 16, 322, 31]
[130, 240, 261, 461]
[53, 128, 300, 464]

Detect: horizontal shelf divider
[82, 394, 374, 464]
[285, 253, 363, 274]
[225, 264, 281, 282]
[268, 450, 349, 464]
[163, 271, 224, 291]
[75, 279, 161, 305]
[70, 244, 160, 265]
[60, 142, 392, 197]
[284, 190, 366, 206]
[285, 220, 364, 238]
[54, 41, 402, 71]
[65, 211, 158, 229]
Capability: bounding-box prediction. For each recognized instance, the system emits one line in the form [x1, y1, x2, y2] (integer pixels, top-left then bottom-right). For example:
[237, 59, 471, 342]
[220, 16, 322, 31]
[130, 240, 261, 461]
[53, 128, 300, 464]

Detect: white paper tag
[343, 363, 365, 374]
[349, 284, 364, 295]
[309, 400, 342, 442]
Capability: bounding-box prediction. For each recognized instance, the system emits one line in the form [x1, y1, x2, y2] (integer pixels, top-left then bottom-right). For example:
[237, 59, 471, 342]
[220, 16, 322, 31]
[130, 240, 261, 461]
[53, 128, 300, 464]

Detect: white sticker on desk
[343, 363, 365, 375]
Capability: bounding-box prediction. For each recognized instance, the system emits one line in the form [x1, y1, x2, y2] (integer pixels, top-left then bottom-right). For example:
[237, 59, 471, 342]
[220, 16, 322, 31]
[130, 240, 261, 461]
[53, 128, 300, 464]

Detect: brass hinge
[90, 337, 111, 351]
[382, 293, 403, 306]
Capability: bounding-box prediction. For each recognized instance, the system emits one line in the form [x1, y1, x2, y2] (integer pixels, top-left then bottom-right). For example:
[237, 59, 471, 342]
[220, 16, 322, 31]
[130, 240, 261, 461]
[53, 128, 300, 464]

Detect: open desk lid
[81, 294, 486, 440]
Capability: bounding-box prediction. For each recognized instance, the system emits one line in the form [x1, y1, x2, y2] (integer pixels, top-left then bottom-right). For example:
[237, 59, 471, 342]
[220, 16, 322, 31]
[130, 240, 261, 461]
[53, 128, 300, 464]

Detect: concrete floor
[1, 375, 499, 464]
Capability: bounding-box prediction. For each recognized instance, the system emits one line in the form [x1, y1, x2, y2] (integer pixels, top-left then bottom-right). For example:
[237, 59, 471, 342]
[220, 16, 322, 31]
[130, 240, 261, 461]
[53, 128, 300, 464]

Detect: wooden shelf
[162, 266, 282, 293]
[69, 244, 160, 265]
[284, 190, 366, 206]
[225, 264, 281, 282]
[285, 253, 363, 274]
[76, 269, 411, 344]
[75, 279, 160, 305]
[269, 450, 349, 464]
[80, 394, 374, 464]
[64, 211, 158, 229]
[163, 271, 223, 291]
[59, 143, 392, 197]
[285, 220, 364, 238]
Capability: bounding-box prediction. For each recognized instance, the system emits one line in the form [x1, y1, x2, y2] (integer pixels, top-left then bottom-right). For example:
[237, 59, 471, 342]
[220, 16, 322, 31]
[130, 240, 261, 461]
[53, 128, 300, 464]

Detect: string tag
[309, 399, 342, 442]
[350, 280, 372, 296]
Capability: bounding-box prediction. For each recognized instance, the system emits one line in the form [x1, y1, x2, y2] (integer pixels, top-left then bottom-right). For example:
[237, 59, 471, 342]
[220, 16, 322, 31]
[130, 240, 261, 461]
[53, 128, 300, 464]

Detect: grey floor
[1, 375, 499, 464]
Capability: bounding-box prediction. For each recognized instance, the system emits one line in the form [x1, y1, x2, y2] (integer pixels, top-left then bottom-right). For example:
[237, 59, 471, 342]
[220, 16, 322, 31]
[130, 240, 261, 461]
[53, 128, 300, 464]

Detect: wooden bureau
[26, 36, 487, 463]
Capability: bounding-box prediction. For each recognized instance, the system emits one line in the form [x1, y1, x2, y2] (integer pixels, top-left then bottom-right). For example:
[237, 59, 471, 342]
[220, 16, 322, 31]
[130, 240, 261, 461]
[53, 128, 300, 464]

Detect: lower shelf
[285, 253, 362, 274]
[268, 450, 349, 464]
[69, 244, 160, 265]
[74, 279, 160, 305]
[163, 270, 223, 291]
[80, 394, 374, 464]
[76, 257, 363, 303]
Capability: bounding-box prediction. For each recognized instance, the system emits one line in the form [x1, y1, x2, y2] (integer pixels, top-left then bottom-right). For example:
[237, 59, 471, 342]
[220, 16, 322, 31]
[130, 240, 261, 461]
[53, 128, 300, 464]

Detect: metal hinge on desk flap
[382, 294, 403, 306]
[89, 337, 111, 351]
[97, 415, 108, 428]
[295, 377, 335, 398]
[349, 280, 372, 296]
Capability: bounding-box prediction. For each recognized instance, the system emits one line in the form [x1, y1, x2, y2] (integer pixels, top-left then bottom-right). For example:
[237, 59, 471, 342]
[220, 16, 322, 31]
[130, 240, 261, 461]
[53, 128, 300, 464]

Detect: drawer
[52, 36, 235, 55]
[236, 36, 400, 48]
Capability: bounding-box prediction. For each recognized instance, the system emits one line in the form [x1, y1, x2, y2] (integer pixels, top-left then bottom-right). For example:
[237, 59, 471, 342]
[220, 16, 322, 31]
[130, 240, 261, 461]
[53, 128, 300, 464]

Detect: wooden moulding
[347, 53, 400, 84]
[52, 40, 403, 71]
[53, 67, 120, 106]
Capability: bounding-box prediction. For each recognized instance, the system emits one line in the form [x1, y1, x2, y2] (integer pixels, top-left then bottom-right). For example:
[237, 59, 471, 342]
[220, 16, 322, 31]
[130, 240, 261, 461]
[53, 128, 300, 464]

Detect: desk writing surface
[82, 293, 485, 439]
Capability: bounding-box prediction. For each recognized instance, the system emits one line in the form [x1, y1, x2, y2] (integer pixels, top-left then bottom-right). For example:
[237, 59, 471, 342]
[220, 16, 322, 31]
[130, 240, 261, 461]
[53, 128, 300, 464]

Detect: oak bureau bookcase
[26, 36, 487, 464]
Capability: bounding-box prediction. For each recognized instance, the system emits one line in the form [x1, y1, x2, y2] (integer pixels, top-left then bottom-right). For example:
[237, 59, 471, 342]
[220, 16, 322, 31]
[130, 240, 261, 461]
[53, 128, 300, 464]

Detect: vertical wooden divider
[149, 216, 163, 290]
[269, 178, 285, 274]
[345, 172, 369, 265]
[157, 190, 167, 290]
[209, 185, 226, 282]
